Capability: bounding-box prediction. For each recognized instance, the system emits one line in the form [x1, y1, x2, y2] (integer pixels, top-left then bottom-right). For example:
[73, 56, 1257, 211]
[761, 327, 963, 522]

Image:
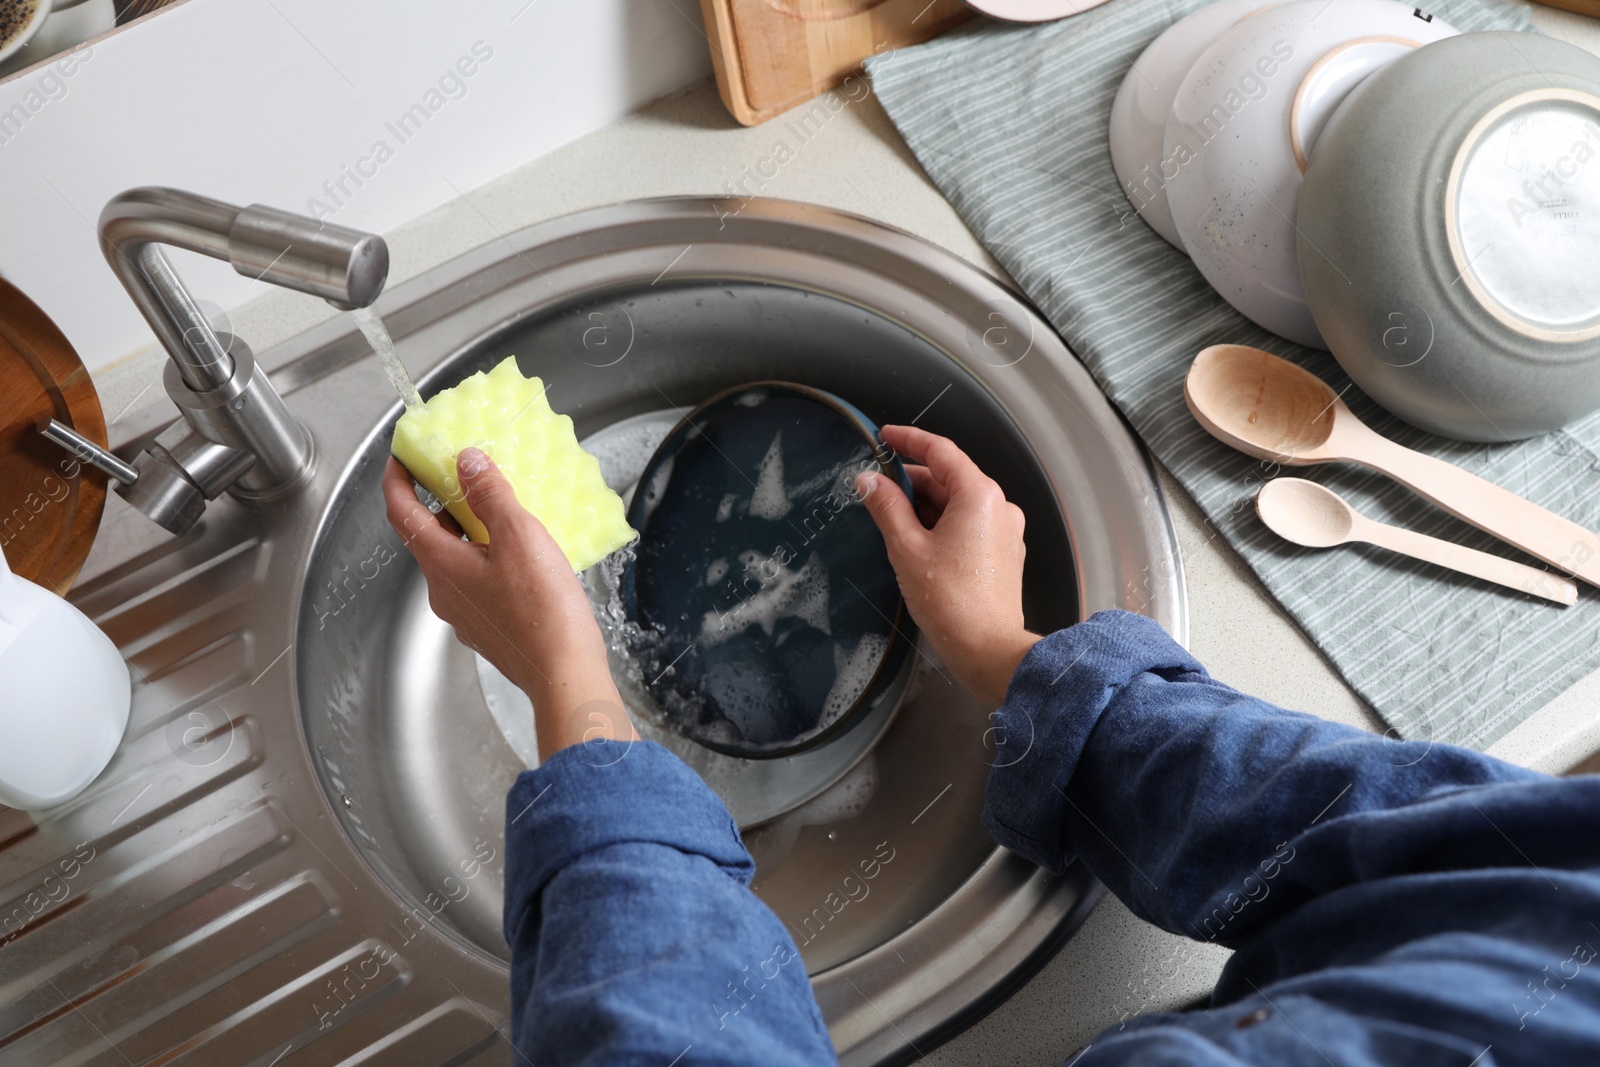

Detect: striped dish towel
[866, 0, 1600, 749]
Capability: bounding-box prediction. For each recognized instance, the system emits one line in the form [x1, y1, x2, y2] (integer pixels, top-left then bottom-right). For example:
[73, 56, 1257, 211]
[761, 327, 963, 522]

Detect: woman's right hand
[382, 448, 635, 758]
[855, 425, 1040, 709]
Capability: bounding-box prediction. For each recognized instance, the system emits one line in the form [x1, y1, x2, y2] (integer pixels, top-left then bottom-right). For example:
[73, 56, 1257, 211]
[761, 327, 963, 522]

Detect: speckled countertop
[89, 8, 1600, 1059]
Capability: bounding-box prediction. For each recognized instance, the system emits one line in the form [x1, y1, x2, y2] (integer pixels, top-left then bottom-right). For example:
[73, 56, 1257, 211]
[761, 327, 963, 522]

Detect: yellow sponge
[390, 356, 636, 572]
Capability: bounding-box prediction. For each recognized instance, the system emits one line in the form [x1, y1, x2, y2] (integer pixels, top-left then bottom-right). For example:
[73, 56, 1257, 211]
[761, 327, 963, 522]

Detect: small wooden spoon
[1186, 344, 1600, 590]
[1257, 478, 1578, 605]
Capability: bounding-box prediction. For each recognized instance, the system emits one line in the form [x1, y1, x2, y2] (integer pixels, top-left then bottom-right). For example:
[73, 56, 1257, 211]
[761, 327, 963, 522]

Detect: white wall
[0, 0, 711, 372]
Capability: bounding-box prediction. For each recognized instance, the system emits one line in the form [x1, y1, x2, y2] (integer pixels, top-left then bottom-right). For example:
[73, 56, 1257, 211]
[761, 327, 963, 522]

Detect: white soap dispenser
[0, 544, 130, 809]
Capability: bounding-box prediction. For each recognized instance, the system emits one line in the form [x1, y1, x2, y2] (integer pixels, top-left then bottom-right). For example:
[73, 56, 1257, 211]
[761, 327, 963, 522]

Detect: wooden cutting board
[0, 276, 108, 595]
[699, 0, 974, 126]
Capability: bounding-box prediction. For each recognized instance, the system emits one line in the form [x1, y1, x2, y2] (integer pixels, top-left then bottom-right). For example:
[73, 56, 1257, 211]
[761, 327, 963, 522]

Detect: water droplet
[826, 830, 838, 841]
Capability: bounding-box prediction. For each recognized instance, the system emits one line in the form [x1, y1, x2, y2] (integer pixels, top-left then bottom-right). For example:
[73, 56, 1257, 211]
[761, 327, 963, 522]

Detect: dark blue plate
[622, 382, 915, 759]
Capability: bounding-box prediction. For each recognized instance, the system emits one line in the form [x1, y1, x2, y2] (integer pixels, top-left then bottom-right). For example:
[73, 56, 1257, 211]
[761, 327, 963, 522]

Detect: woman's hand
[383, 448, 637, 756]
[856, 425, 1039, 708]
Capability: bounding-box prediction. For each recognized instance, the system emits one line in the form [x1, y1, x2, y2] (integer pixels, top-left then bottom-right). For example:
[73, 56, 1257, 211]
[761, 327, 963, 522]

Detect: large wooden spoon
[1185, 344, 1600, 589]
[1257, 478, 1577, 605]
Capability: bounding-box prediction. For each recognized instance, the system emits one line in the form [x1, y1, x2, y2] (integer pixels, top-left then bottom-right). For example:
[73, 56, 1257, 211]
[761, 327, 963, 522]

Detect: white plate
[965, 0, 1113, 20]
[1109, 0, 1282, 252]
[1164, 0, 1456, 348]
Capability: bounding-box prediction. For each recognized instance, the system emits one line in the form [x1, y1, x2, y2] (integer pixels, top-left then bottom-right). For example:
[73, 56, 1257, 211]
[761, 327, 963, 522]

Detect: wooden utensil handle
[1360, 519, 1579, 605]
[1357, 432, 1600, 590]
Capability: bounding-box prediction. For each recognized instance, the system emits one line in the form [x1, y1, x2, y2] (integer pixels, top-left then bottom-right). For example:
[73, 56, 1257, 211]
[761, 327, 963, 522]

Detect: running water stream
[350, 305, 423, 411]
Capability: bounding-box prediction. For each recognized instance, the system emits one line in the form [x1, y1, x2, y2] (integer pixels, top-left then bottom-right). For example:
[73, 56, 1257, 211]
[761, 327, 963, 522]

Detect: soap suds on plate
[584, 419, 672, 493]
[748, 432, 792, 520]
[820, 633, 889, 724]
[700, 550, 831, 644]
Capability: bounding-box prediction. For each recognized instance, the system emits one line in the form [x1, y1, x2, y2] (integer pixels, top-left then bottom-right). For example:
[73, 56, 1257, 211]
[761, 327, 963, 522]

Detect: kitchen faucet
[41, 187, 389, 536]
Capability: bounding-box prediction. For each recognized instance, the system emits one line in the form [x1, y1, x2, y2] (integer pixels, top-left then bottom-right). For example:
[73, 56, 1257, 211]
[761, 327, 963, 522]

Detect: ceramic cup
[0, 543, 130, 809]
[0, 0, 90, 66]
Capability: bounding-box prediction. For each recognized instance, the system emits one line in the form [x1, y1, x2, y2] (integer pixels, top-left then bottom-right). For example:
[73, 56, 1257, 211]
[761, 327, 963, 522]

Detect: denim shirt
[503, 610, 1600, 1065]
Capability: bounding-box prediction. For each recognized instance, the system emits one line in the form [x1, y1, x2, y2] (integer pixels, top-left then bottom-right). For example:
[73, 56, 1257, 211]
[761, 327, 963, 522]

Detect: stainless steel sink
[0, 198, 1185, 1066]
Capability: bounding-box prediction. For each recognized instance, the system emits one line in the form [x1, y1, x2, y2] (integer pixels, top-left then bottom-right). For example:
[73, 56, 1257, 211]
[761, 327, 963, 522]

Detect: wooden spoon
[1185, 344, 1600, 590]
[1257, 478, 1578, 605]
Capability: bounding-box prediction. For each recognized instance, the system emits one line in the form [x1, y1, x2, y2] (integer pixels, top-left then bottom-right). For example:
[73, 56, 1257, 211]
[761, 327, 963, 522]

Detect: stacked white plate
[1110, 0, 1458, 348]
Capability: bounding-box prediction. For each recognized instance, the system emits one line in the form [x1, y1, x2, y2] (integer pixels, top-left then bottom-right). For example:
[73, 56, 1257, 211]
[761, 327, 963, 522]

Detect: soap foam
[785, 443, 874, 504]
[748, 432, 792, 520]
[584, 419, 672, 493]
[575, 406, 891, 755]
[741, 753, 880, 875]
[793, 750, 879, 824]
[700, 549, 831, 645]
[820, 632, 888, 725]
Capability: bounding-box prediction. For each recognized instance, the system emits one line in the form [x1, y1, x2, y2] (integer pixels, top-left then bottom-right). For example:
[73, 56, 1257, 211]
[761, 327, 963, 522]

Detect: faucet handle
[35, 418, 140, 485]
[117, 425, 256, 537]
[35, 408, 258, 537]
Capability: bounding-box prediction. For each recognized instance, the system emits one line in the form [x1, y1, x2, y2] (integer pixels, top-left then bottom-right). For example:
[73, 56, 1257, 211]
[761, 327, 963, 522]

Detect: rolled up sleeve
[504, 739, 836, 1066]
[983, 610, 1544, 942]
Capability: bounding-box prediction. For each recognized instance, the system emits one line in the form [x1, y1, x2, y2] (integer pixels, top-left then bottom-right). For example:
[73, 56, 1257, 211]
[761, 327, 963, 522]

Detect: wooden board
[699, 0, 974, 126]
[0, 276, 108, 595]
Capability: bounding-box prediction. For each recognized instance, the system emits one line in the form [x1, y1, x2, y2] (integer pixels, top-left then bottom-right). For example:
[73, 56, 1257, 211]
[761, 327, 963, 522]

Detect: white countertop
[86, 6, 1600, 1061]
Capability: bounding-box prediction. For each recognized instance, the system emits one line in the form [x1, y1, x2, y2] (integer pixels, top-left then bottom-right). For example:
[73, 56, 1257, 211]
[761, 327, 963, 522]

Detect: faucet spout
[93, 187, 390, 533]
[99, 188, 388, 391]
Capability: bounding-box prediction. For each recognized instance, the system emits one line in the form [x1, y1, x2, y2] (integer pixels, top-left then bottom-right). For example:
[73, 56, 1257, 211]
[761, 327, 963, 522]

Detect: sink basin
[1, 199, 1184, 1066]
[301, 276, 1079, 959]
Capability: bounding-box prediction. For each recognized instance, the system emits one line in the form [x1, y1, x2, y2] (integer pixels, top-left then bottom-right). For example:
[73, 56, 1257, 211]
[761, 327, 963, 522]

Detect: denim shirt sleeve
[983, 609, 1546, 945]
[504, 739, 836, 1066]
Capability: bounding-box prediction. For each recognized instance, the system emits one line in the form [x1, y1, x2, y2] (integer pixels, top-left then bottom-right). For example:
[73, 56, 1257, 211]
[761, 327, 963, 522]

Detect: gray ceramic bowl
[1298, 32, 1600, 442]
